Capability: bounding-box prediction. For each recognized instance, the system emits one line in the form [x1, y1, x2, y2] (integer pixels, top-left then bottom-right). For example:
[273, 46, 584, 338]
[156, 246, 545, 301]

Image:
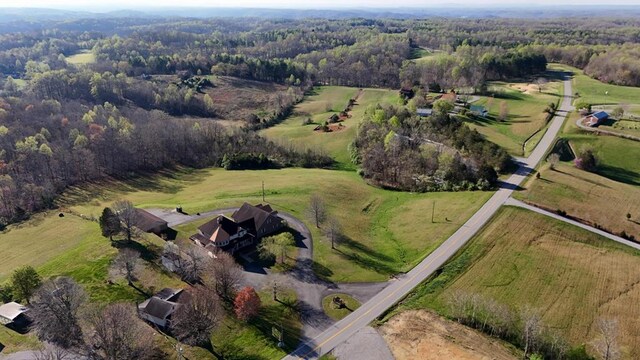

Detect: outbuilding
[135, 209, 169, 235]
[586, 111, 609, 127]
[0, 302, 30, 329]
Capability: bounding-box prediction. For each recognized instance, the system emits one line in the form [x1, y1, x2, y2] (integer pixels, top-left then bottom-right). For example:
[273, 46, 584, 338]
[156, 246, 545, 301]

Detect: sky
[1, 0, 640, 10]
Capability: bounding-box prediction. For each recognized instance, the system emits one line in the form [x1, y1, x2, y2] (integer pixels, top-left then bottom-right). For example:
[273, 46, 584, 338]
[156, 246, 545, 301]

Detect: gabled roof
[0, 302, 28, 322]
[232, 203, 277, 232]
[143, 297, 175, 320]
[470, 105, 487, 113]
[135, 209, 168, 232]
[198, 215, 239, 244]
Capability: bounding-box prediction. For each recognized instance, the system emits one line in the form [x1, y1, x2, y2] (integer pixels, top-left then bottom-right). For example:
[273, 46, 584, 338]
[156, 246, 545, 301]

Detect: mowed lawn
[60, 168, 492, 282]
[397, 207, 640, 358]
[261, 86, 399, 170]
[551, 63, 640, 105]
[466, 79, 561, 156]
[66, 50, 96, 65]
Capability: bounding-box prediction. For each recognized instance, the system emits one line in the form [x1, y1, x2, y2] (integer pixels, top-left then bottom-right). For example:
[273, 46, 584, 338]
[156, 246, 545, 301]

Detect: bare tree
[30, 277, 87, 348]
[179, 246, 208, 283]
[520, 306, 543, 359]
[113, 200, 139, 242]
[84, 303, 157, 360]
[535, 77, 548, 93]
[592, 318, 621, 360]
[548, 153, 560, 170]
[171, 286, 223, 347]
[499, 101, 509, 122]
[307, 194, 326, 228]
[113, 248, 140, 286]
[324, 217, 343, 250]
[33, 347, 72, 360]
[204, 251, 243, 300]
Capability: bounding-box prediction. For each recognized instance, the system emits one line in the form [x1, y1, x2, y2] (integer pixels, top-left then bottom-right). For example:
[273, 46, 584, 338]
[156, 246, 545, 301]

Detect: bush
[574, 149, 598, 172]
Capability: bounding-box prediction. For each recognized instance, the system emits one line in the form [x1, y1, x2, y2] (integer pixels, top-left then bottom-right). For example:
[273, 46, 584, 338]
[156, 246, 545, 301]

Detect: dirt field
[380, 310, 518, 360]
[204, 76, 288, 121]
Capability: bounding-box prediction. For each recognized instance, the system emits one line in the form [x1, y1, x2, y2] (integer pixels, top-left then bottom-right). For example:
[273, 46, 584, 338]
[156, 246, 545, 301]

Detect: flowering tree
[234, 286, 261, 321]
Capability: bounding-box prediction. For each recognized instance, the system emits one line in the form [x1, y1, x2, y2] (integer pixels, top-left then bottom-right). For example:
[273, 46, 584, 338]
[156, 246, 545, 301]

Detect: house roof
[470, 105, 486, 113]
[135, 209, 168, 232]
[440, 91, 456, 102]
[0, 302, 28, 322]
[138, 288, 186, 320]
[417, 108, 433, 116]
[232, 203, 277, 232]
[142, 297, 175, 320]
[592, 111, 609, 120]
[199, 215, 238, 244]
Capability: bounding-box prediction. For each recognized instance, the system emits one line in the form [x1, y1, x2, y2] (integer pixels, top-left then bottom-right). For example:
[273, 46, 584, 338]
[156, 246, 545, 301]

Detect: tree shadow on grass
[333, 235, 396, 276]
[113, 239, 161, 262]
[597, 165, 640, 186]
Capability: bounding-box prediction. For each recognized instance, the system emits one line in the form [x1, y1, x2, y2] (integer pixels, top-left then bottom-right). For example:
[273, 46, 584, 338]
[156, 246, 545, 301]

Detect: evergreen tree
[99, 207, 121, 241]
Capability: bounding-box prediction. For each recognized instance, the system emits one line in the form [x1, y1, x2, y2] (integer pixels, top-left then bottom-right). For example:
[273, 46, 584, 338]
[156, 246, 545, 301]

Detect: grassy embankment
[391, 206, 640, 358]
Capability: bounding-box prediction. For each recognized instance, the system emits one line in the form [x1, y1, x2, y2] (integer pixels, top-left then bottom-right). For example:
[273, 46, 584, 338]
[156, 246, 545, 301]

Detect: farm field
[465, 78, 561, 156]
[59, 167, 492, 283]
[66, 50, 96, 65]
[380, 310, 519, 360]
[261, 86, 399, 170]
[394, 206, 640, 358]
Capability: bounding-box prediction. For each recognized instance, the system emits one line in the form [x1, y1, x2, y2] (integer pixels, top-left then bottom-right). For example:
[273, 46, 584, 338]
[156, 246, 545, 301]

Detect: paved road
[283, 74, 574, 360]
[505, 198, 640, 251]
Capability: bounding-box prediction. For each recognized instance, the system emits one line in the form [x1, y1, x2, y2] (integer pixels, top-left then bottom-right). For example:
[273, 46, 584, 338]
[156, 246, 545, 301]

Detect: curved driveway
[284, 73, 574, 359]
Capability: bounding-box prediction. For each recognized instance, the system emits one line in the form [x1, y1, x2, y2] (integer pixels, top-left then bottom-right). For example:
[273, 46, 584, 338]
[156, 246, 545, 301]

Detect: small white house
[138, 288, 184, 328]
[0, 302, 29, 326]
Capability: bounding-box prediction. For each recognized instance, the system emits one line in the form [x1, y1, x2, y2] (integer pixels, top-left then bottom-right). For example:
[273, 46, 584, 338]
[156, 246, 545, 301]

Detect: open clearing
[466, 78, 561, 156]
[395, 206, 640, 358]
[551, 63, 640, 105]
[380, 310, 518, 360]
[261, 86, 399, 170]
[66, 50, 96, 65]
[59, 167, 491, 283]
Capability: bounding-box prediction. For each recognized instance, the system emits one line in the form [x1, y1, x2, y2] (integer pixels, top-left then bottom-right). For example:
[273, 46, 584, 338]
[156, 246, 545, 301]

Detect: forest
[2, 15, 640, 227]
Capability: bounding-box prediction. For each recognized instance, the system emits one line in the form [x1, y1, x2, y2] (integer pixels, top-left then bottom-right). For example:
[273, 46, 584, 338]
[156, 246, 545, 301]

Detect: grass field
[550, 63, 640, 105]
[59, 167, 492, 283]
[394, 206, 640, 358]
[516, 163, 640, 238]
[322, 293, 361, 320]
[0, 327, 41, 354]
[261, 86, 400, 170]
[466, 79, 561, 156]
[212, 289, 301, 360]
[66, 50, 96, 65]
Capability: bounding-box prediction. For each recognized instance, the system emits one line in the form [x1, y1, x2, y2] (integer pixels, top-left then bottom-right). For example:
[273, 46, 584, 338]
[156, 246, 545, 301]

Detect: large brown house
[190, 203, 285, 255]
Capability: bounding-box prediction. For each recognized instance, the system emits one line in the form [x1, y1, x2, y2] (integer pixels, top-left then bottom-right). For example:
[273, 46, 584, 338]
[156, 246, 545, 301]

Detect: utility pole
[273, 281, 277, 301]
[262, 180, 265, 202]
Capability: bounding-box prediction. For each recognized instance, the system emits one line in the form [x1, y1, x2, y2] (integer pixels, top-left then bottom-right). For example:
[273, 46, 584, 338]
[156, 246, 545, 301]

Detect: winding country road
[283, 73, 575, 359]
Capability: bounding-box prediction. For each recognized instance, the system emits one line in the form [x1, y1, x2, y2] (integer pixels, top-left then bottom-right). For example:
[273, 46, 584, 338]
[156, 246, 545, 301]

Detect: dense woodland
[2, 16, 640, 226]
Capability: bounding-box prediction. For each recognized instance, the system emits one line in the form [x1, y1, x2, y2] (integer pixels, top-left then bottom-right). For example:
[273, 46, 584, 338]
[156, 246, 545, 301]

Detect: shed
[470, 105, 488, 117]
[0, 302, 29, 326]
[417, 108, 433, 117]
[135, 209, 169, 235]
[586, 111, 609, 127]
